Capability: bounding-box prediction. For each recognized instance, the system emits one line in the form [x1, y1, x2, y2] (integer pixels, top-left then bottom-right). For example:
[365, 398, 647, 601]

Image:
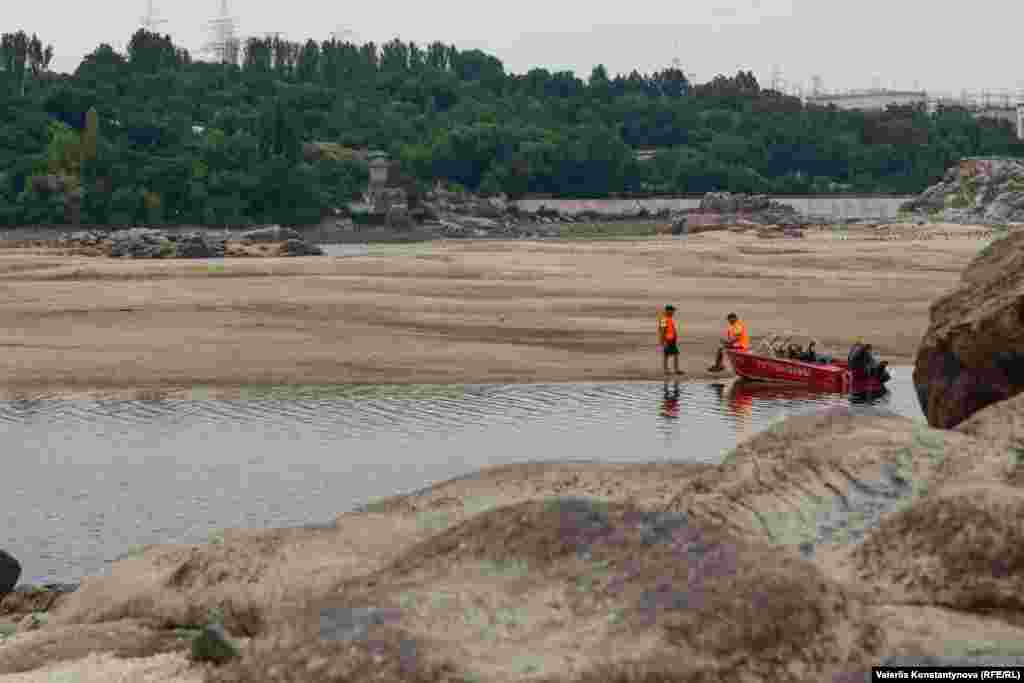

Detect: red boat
[726, 349, 851, 390]
[724, 349, 888, 394]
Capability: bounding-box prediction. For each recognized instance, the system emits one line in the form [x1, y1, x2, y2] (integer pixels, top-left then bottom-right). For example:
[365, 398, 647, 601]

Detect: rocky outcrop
[913, 227, 1024, 428]
[901, 158, 1024, 224]
[55, 227, 324, 259]
[0, 550, 20, 601]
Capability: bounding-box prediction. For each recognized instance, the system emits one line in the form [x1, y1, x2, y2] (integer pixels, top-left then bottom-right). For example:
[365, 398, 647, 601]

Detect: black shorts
[663, 341, 679, 356]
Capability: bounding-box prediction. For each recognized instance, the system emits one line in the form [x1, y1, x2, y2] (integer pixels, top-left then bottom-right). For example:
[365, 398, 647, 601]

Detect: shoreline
[0, 224, 975, 401]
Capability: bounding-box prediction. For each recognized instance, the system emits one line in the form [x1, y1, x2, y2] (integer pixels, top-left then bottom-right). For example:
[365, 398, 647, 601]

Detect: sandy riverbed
[0, 223, 988, 400]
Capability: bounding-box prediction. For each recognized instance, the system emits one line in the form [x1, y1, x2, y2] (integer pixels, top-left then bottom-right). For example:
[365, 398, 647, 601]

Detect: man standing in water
[658, 305, 683, 376]
[708, 312, 749, 372]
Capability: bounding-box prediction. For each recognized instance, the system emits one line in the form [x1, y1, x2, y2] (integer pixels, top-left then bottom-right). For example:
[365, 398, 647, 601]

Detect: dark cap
[665, 305, 675, 312]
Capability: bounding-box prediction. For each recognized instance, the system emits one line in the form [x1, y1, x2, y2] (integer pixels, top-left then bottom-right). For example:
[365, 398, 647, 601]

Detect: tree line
[1, 28, 1022, 227]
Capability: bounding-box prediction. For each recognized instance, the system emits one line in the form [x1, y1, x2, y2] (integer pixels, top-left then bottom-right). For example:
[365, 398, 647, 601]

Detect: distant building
[806, 88, 1024, 140]
[804, 89, 928, 111]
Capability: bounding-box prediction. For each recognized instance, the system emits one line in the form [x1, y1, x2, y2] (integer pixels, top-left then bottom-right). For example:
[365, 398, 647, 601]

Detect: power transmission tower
[770, 64, 781, 92]
[810, 74, 823, 96]
[204, 0, 240, 64]
[141, 0, 167, 32]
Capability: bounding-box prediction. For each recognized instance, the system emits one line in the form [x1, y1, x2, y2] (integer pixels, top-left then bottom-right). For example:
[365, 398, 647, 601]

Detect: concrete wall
[512, 195, 916, 219]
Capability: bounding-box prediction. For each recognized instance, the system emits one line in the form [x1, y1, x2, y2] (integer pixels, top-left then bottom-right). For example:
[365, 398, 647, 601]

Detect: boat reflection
[725, 379, 891, 408]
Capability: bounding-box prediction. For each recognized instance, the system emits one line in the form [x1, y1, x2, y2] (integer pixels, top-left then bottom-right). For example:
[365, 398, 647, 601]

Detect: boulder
[239, 226, 303, 243]
[175, 232, 227, 258]
[59, 230, 110, 246]
[108, 228, 174, 258]
[280, 239, 324, 256]
[0, 550, 20, 600]
[437, 220, 473, 238]
[913, 228, 1024, 428]
[386, 207, 413, 230]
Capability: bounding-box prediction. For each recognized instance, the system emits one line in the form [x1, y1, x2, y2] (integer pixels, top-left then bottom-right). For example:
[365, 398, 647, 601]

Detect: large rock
[175, 232, 227, 258]
[913, 228, 1024, 428]
[0, 551, 19, 600]
[239, 226, 303, 243]
[58, 230, 110, 246]
[108, 228, 174, 258]
[280, 239, 324, 256]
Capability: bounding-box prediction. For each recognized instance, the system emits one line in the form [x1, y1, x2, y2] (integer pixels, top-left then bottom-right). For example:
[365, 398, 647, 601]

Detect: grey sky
[7, 0, 1023, 98]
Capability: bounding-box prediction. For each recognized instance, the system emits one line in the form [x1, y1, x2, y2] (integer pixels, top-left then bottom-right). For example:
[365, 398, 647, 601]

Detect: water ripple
[1, 371, 920, 584]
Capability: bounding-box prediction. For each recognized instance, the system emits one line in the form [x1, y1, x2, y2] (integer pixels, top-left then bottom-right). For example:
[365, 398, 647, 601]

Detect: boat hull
[725, 350, 851, 391]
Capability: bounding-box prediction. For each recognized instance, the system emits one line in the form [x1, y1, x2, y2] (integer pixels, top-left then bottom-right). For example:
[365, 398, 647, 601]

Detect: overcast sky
[6, 0, 1023, 98]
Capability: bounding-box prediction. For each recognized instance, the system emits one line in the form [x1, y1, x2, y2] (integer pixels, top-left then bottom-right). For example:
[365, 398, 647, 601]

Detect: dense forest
[1, 28, 1022, 227]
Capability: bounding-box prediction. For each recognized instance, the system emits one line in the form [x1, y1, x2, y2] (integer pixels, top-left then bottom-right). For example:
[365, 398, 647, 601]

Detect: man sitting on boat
[863, 343, 891, 382]
[708, 312, 749, 372]
[848, 341, 891, 382]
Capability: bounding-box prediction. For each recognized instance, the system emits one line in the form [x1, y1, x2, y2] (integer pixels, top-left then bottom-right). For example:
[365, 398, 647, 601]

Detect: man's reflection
[661, 380, 680, 418]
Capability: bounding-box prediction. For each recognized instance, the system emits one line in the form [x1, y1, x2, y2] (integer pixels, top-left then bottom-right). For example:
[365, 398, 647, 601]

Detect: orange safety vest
[658, 315, 678, 343]
[727, 320, 749, 350]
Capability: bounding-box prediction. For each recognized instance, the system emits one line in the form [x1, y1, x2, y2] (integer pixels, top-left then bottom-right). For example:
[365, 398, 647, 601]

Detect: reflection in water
[710, 379, 897, 441]
[726, 382, 755, 440]
[661, 381, 681, 419]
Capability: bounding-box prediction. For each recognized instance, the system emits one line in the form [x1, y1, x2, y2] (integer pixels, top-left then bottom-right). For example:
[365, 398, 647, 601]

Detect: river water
[2, 368, 921, 585]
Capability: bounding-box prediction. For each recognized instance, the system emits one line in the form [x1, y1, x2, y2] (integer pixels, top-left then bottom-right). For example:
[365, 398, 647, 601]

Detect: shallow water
[1, 368, 920, 585]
